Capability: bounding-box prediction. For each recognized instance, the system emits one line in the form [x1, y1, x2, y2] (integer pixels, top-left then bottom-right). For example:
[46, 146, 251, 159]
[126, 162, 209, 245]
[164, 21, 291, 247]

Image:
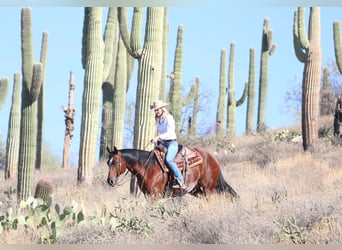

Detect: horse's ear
[107, 146, 111, 153]
[114, 146, 118, 152]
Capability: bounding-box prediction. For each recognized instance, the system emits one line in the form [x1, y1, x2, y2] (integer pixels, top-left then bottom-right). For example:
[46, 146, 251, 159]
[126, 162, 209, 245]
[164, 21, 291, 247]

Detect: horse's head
[106, 146, 126, 187]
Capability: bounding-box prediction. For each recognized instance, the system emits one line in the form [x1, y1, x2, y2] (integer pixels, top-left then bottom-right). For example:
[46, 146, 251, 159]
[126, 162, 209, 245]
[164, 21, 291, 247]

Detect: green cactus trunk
[227, 43, 248, 138]
[78, 7, 104, 184]
[99, 8, 118, 160]
[36, 31, 48, 170]
[246, 48, 256, 134]
[216, 48, 227, 138]
[333, 20, 342, 74]
[5, 73, 21, 179]
[159, 7, 169, 101]
[17, 7, 43, 201]
[112, 36, 127, 148]
[0, 77, 9, 109]
[320, 67, 334, 116]
[293, 7, 321, 151]
[134, 8, 164, 149]
[188, 76, 200, 138]
[168, 25, 183, 133]
[257, 18, 276, 133]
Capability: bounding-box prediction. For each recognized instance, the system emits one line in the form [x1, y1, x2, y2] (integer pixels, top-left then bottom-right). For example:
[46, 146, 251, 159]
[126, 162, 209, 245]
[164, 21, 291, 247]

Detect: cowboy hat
[150, 100, 169, 110]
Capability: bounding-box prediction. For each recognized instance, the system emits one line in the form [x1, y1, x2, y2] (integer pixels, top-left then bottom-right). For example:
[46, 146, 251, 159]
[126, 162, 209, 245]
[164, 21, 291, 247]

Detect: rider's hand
[150, 136, 159, 144]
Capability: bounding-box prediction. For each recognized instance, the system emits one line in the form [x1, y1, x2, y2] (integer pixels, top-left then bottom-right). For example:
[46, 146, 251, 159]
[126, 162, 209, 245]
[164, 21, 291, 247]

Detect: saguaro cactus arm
[293, 10, 307, 62]
[333, 20, 342, 73]
[118, 7, 143, 58]
[0, 77, 10, 109]
[29, 62, 43, 104]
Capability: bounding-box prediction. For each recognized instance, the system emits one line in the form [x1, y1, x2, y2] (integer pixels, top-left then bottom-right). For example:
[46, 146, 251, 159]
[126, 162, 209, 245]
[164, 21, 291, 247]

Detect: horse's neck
[121, 150, 148, 177]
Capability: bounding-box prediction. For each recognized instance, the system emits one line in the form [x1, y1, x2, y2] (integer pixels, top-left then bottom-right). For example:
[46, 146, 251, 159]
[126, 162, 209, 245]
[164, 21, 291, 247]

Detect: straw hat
[150, 100, 169, 110]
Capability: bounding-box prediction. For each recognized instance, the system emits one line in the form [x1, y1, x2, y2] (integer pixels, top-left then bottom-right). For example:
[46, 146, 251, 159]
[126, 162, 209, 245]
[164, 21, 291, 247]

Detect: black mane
[119, 149, 158, 168]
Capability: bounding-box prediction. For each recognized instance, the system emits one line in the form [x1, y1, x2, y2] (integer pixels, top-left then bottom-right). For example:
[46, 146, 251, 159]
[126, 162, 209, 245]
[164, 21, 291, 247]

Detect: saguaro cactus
[333, 20, 342, 74]
[246, 48, 256, 134]
[118, 7, 164, 150]
[99, 7, 118, 160]
[188, 76, 200, 137]
[0, 77, 9, 109]
[112, 36, 127, 148]
[5, 73, 21, 179]
[36, 31, 48, 170]
[159, 7, 169, 101]
[257, 18, 276, 132]
[227, 43, 248, 137]
[17, 7, 44, 201]
[78, 7, 104, 184]
[320, 67, 334, 116]
[168, 25, 183, 133]
[293, 7, 321, 151]
[216, 48, 227, 138]
[61, 71, 75, 169]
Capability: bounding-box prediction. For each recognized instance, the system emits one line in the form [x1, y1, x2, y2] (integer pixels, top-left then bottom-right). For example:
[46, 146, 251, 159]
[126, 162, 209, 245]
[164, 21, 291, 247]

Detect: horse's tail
[215, 170, 239, 199]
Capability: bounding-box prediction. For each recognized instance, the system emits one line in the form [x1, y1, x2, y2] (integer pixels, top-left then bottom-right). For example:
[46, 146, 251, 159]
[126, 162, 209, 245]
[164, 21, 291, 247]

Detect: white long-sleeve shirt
[156, 114, 177, 140]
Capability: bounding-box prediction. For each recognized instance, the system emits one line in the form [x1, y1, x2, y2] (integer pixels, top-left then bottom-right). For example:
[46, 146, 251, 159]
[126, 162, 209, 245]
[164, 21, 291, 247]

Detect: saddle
[153, 144, 203, 173]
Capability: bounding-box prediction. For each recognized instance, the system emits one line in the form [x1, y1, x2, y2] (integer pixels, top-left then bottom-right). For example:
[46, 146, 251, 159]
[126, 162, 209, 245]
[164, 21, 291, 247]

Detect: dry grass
[1, 119, 342, 244]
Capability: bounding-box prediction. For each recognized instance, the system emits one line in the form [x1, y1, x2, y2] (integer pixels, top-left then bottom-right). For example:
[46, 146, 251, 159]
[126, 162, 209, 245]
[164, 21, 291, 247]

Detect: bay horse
[106, 145, 238, 200]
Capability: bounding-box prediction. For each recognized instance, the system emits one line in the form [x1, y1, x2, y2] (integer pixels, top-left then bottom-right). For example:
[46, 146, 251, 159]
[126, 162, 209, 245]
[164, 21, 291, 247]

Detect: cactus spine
[257, 18, 276, 132]
[5, 73, 21, 179]
[61, 71, 75, 169]
[78, 7, 105, 184]
[293, 7, 321, 151]
[0, 77, 9, 109]
[216, 48, 227, 138]
[17, 7, 44, 201]
[227, 43, 248, 137]
[246, 48, 256, 134]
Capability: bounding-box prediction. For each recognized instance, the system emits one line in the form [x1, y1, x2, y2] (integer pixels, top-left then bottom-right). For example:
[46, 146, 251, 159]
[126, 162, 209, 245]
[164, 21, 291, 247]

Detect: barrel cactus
[34, 178, 54, 203]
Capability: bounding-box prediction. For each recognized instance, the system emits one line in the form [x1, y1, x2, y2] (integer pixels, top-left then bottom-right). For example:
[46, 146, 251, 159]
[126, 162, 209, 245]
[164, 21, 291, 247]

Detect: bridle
[107, 151, 129, 187]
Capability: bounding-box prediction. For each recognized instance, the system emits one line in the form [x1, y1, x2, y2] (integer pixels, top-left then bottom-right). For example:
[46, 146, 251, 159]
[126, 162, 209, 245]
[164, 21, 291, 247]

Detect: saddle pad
[153, 147, 203, 172]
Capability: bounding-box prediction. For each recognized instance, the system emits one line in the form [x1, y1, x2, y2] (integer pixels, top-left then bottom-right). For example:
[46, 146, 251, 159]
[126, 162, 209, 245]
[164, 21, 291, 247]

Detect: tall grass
[1, 119, 342, 243]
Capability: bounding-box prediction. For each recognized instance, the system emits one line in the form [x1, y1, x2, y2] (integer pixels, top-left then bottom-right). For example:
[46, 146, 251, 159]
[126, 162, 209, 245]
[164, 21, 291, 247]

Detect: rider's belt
[162, 139, 176, 143]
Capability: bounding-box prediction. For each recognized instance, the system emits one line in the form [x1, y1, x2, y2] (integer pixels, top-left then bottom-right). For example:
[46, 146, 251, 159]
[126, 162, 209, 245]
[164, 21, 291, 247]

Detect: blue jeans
[161, 140, 184, 183]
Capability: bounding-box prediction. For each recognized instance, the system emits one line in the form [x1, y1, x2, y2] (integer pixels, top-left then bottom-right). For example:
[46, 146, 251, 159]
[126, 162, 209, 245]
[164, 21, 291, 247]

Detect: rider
[150, 100, 187, 190]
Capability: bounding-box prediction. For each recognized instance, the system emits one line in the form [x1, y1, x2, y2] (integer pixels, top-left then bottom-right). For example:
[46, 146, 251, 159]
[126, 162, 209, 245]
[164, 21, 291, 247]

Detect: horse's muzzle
[107, 177, 117, 187]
